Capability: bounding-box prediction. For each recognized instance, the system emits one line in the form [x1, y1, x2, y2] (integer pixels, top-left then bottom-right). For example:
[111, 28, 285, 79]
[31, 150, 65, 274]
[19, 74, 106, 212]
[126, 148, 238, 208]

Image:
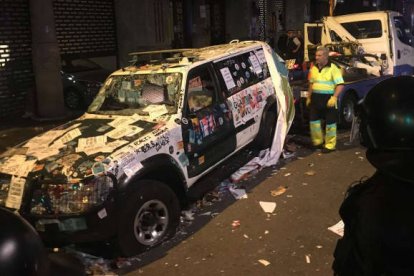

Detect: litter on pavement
[232, 220, 241, 228]
[270, 186, 287, 196]
[229, 185, 248, 199]
[305, 254, 311, 263]
[259, 201, 277, 213]
[305, 170, 316, 176]
[328, 220, 345, 237]
[258, 259, 271, 266]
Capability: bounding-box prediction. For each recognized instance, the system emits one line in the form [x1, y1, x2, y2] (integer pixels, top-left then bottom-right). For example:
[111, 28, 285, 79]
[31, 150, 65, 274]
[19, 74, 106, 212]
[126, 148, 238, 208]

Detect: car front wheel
[117, 180, 180, 256]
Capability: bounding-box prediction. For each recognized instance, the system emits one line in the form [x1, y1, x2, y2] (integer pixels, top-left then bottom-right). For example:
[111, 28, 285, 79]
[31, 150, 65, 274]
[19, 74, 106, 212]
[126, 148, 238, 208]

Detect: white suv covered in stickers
[0, 41, 294, 256]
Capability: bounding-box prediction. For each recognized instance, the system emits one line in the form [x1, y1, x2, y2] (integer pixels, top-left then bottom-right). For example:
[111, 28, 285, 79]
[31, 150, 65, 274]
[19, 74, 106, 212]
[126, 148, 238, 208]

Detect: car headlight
[30, 175, 113, 215]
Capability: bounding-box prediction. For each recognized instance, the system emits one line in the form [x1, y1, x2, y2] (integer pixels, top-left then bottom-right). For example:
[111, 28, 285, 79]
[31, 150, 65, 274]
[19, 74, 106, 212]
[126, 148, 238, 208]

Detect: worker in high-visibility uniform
[306, 46, 344, 153]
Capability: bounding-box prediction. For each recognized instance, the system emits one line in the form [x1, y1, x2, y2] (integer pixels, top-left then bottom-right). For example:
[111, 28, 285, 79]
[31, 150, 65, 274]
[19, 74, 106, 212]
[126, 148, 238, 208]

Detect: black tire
[252, 107, 277, 150]
[117, 180, 180, 256]
[339, 93, 357, 129]
[64, 88, 85, 110]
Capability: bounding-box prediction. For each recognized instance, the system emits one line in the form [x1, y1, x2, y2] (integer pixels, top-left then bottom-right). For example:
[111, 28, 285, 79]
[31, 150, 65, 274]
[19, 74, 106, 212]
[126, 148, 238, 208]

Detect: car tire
[117, 180, 180, 257]
[252, 107, 277, 150]
[339, 93, 357, 129]
[64, 88, 85, 110]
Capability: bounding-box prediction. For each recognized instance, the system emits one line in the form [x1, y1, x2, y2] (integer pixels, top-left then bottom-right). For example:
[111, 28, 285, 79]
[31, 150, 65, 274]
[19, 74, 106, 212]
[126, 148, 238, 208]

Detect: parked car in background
[61, 58, 110, 110]
[0, 41, 294, 256]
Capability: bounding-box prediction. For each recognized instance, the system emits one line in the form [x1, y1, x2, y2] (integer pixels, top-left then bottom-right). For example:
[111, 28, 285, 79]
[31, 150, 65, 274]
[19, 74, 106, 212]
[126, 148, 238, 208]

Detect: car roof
[117, 40, 264, 75]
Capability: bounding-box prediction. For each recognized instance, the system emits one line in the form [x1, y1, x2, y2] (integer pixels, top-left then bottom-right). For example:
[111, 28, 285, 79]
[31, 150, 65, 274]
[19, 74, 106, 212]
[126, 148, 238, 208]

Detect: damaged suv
[0, 41, 294, 256]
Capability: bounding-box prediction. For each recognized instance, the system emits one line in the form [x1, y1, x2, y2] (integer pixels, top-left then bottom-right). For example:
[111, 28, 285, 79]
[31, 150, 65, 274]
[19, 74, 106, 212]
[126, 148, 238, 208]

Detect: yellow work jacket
[309, 62, 344, 94]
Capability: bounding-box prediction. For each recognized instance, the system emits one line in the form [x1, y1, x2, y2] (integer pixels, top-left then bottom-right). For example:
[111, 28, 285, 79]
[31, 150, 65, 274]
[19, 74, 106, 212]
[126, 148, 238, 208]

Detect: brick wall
[0, 0, 34, 119]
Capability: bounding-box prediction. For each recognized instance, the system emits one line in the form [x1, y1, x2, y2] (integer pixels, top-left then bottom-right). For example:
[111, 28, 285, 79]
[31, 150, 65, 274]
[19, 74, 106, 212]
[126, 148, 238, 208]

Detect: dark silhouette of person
[333, 76, 414, 275]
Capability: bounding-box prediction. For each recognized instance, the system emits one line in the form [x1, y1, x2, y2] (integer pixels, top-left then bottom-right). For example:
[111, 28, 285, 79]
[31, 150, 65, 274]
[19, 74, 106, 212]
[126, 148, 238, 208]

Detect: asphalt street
[0, 118, 376, 275]
[118, 130, 375, 276]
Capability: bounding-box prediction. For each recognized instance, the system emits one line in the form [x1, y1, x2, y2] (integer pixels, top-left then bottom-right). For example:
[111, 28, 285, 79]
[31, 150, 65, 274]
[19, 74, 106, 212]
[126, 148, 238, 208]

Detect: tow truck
[290, 10, 414, 128]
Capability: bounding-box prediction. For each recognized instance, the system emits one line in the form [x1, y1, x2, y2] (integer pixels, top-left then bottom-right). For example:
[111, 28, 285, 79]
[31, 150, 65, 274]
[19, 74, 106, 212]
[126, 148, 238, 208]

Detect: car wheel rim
[343, 101, 354, 123]
[65, 91, 80, 109]
[133, 199, 169, 246]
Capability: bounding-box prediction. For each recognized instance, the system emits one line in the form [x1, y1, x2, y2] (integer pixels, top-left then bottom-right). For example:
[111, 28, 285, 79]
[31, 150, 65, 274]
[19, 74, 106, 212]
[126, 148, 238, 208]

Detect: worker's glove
[327, 96, 337, 108]
[306, 97, 311, 107]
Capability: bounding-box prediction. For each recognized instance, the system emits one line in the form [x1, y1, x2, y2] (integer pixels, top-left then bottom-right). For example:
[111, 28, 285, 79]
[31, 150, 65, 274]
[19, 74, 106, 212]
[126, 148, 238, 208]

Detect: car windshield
[62, 58, 101, 73]
[87, 72, 182, 115]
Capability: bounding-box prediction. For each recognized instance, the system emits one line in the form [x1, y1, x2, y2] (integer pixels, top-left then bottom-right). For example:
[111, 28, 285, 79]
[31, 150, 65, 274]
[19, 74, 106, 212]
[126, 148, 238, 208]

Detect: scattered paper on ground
[270, 186, 287, 197]
[305, 254, 311, 263]
[328, 220, 345, 237]
[259, 201, 276, 213]
[258, 259, 270, 266]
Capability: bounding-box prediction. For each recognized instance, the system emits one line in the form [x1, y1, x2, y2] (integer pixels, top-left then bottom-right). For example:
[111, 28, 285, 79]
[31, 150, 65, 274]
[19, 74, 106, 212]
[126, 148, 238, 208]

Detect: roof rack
[128, 48, 194, 66]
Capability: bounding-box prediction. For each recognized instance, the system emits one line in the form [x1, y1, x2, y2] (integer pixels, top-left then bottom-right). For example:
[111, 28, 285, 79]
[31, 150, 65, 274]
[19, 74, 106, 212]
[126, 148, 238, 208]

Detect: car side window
[213, 49, 270, 97]
[187, 66, 216, 113]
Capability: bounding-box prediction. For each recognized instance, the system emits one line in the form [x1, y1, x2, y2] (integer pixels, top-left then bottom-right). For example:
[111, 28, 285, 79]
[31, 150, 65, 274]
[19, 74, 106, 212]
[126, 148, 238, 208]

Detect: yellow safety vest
[309, 62, 344, 94]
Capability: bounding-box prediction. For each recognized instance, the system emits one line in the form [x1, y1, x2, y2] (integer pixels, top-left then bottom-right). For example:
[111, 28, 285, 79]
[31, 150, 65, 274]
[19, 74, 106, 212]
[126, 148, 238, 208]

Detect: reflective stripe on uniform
[310, 120, 323, 146]
[309, 63, 344, 95]
[325, 123, 337, 150]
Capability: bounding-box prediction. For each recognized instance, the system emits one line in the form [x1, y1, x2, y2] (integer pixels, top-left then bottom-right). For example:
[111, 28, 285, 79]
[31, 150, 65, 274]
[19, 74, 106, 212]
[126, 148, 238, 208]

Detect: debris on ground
[232, 220, 241, 228]
[282, 150, 296, 159]
[259, 201, 277, 213]
[229, 185, 248, 199]
[284, 172, 291, 177]
[68, 249, 114, 275]
[328, 220, 345, 237]
[230, 162, 261, 183]
[305, 170, 316, 176]
[285, 142, 298, 152]
[270, 186, 287, 197]
[181, 210, 195, 221]
[258, 259, 271, 266]
[305, 254, 311, 264]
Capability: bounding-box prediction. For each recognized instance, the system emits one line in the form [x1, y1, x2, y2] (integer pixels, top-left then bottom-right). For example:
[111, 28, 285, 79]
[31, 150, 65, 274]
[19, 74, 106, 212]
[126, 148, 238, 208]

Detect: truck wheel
[339, 93, 357, 129]
[117, 180, 180, 256]
[252, 108, 277, 150]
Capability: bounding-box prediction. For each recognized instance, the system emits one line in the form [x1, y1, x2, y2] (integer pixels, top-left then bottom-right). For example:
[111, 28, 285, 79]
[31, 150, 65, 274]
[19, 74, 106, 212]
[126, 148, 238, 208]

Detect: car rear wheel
[117, 180, 180, 256]
[64, 89, 84, 110]
[252, 107, 277, 150]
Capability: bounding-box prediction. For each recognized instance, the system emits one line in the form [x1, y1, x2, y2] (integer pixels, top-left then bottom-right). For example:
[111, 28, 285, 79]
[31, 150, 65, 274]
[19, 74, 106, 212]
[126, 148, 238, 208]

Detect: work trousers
[309, 93, 337, 150]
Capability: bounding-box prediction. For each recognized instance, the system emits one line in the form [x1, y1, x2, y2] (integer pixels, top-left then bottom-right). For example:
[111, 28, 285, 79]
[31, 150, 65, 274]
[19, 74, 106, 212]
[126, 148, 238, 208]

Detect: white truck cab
[304, 11, 414, 76]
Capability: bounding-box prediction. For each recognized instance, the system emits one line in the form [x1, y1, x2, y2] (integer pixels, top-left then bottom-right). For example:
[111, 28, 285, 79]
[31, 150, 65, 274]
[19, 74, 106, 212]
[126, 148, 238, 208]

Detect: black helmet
[359, 76, 414, 183]
[0, 208, 50, 275]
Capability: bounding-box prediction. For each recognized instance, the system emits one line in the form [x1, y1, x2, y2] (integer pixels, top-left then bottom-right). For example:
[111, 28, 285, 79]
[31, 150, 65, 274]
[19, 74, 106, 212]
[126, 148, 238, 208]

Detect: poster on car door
[227, 80, 269, 128]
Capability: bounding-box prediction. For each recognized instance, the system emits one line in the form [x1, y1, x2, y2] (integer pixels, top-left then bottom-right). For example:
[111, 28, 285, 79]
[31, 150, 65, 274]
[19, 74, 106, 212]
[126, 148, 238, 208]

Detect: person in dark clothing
[277, 32, 288, 59]
[333, 76, 414, 275]
[286, 30, 301, 60]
